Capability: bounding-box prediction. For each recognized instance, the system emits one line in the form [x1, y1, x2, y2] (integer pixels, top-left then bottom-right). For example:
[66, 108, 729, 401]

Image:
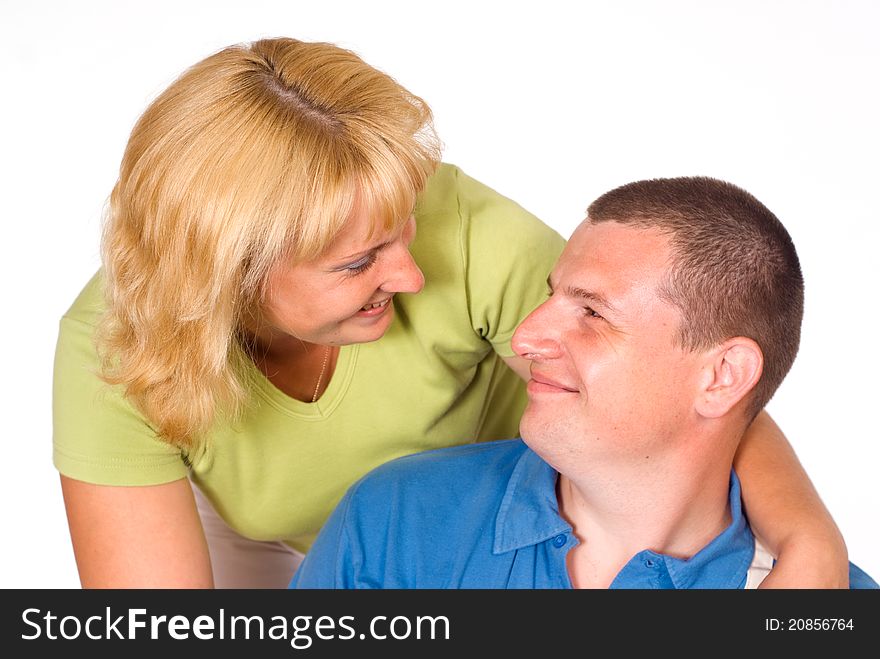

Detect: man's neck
[557, 452, 735, 589]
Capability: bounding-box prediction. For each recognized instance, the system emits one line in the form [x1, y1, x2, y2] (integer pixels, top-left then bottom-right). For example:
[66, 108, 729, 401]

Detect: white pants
[745, 539, 773, 589]
[191, 481, 304, 588]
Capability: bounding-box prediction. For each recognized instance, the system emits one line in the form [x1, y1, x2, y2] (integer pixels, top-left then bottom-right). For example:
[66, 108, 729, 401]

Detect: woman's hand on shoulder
[758, 534, 849, 589]
[60, 475, 214, 588]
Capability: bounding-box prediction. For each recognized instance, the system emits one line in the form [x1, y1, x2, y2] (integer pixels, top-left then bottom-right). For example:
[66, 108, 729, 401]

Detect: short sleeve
[52, 274, 187, 486]
[456, 169, 566, 357]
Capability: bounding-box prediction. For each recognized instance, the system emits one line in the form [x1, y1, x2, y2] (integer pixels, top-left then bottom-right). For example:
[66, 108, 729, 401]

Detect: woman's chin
[342, 301, 395, 343]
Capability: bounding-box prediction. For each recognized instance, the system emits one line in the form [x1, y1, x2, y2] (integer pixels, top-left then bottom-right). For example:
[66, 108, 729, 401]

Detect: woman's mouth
[356, 297, 392, 317]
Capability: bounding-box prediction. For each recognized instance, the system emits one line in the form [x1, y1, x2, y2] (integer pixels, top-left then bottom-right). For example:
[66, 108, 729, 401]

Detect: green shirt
[53, 163, 566, 552]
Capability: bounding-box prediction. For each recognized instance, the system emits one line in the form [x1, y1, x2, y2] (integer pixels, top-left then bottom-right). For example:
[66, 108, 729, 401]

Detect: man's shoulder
[849, 562, 879, 589]
[349, 438, 529, 503]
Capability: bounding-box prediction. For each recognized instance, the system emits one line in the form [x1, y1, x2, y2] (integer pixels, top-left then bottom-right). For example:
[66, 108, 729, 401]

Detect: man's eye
[345, 252, 377, 276]
[584, 306, 603, 320]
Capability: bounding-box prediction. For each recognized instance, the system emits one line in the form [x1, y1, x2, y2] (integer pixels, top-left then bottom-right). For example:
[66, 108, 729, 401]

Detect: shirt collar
[493, 444, 755, 588]
[642, 472, 755, 589]
[493, 445, 570, 554]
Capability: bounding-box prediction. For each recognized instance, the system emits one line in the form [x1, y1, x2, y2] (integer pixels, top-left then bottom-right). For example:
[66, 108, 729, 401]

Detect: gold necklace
[311, 345, 331, 403]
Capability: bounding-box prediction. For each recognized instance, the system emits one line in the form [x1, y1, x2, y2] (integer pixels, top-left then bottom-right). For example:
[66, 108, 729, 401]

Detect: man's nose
[511, 301, 563, 361]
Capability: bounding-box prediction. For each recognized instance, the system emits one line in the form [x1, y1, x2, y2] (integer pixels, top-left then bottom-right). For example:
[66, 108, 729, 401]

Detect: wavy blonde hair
[98, 38, 441, 448]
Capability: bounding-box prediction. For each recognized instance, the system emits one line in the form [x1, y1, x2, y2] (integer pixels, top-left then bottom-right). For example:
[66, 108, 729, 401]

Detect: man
[290, 177, 877, 589]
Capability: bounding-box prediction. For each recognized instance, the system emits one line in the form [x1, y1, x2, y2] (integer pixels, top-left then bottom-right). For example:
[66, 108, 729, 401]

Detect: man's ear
[695, 338, 763, 419]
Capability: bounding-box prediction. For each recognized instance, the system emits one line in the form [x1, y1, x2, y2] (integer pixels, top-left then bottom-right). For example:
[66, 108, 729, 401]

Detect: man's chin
[518, 412, 544, 444]
[520, 409, 575, 442]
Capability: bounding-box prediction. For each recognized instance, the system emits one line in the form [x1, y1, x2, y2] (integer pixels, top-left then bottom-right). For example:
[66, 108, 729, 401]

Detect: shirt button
[552, 534, 567, 548]
[644, 559, 656, 568]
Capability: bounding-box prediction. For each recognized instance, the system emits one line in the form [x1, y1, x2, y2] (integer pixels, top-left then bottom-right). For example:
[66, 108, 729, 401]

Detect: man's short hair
[586, 177, 804, 418]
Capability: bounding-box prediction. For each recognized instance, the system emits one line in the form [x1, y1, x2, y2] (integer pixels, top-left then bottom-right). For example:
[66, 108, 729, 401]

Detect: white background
[2, 1, 877, 588]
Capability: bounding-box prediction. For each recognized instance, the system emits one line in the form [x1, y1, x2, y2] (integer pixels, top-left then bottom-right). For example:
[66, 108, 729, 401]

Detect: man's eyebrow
[547, 275, 618, 314]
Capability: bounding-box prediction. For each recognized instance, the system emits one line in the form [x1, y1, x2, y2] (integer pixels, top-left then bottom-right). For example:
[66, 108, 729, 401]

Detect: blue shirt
[290, 439, 877, 589]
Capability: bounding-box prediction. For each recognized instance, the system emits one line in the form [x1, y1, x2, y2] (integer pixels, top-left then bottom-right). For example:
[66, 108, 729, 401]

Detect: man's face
[511, 220, 705, 474]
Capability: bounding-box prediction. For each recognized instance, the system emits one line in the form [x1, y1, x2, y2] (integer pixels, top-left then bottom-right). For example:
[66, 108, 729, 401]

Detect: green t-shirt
[53, 163, 566, 552]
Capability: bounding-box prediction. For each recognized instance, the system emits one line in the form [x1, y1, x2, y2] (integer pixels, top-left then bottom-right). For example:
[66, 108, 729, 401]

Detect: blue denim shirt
[291, 439, 877, 589]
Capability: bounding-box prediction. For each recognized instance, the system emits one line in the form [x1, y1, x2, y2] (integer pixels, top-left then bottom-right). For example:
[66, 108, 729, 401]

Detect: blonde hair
[98, 37, 441, 448]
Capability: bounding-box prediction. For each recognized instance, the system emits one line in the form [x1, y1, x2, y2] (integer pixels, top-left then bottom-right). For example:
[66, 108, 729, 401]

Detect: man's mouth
[528, 371, 578, 393]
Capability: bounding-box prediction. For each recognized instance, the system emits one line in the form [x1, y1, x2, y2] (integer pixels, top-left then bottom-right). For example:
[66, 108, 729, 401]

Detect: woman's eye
[345, 252, 378, 276]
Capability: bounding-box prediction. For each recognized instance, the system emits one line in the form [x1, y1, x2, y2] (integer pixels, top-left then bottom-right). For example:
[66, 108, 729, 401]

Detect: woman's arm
[734, 411, 848, 588]
[60, 475, 214, 588]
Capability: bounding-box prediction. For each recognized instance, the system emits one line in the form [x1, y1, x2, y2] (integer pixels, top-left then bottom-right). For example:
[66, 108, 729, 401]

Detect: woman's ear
[695, 337, 763, 419]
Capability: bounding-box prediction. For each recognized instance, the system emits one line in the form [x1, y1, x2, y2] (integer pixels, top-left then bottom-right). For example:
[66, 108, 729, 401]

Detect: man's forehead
[545, 222, 668, 320]
[560, 221, 672, 282]
[548, 222, 679, 332]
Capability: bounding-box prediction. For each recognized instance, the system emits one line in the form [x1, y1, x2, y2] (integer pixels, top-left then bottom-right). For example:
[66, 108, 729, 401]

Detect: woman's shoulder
[60, 270, 106, 329]
[54, 269, 188, 486]
[416, 162, 565, 255]
[406, 164, 565, 353]
[420, 163, 536, 217]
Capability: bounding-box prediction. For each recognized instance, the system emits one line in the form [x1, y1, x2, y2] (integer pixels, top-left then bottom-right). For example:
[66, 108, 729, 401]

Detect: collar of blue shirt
[492, 446, 755, 589]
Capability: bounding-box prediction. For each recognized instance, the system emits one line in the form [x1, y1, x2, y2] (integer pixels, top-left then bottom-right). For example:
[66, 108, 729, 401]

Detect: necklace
[311, 345, 331, 403]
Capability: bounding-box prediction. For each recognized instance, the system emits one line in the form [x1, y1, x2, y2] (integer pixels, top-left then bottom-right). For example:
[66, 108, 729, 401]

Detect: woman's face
[256, 206, 424, 348]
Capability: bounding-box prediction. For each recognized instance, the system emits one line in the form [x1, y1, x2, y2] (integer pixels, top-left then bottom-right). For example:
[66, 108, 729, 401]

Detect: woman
[54, 37, 846, 588]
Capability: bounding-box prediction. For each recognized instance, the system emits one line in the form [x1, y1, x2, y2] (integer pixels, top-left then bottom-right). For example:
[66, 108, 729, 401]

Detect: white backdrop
[2, 0, 877, 587]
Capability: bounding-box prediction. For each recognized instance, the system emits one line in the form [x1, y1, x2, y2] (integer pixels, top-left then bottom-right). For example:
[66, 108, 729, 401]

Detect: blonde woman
[54, 37, 847, 588]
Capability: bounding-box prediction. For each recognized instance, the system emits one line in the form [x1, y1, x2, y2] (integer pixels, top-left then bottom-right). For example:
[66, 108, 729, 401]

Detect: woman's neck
[240, 329, 338, 402]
